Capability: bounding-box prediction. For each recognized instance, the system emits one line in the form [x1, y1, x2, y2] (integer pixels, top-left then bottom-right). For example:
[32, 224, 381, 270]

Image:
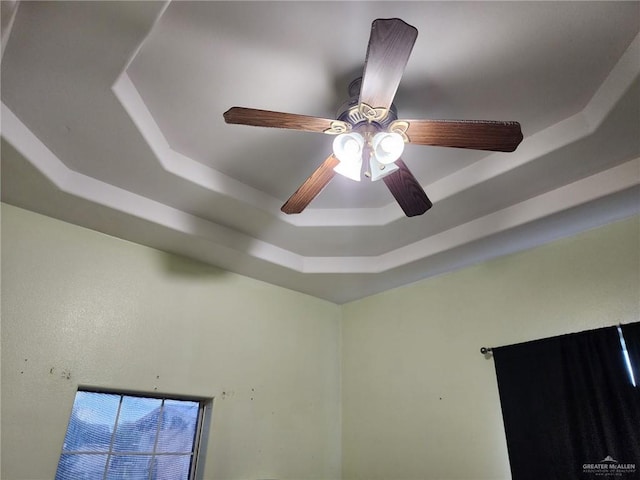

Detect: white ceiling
[2, 1, 639, 304]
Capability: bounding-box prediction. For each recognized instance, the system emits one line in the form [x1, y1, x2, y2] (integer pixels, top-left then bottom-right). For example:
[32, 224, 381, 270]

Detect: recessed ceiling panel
[128, 1, 639, 207]
[1, 1, 638, 303]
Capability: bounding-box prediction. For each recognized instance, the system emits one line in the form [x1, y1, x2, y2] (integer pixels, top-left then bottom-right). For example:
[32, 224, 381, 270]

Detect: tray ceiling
[2, 1, 639, 303]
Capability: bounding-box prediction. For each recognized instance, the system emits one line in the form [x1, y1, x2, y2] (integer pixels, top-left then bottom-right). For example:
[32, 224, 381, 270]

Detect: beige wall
[1, 204, 342, 480]
[341, 215, 639, 480]
[2, 204, 639, 480]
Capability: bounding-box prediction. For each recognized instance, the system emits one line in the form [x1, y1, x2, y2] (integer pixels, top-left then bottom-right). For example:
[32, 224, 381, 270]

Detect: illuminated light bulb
[333, 133, 364, 162]
[372, 132, 404, 165]
[343, 138, 361, 155]
[333, 133, 364, 181]
[380, 134, 403, 153]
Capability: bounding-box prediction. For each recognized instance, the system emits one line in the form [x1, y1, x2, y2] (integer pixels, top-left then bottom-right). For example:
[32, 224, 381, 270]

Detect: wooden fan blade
[224, 107, 344, 134]
[359, 18, 418, 114]
[383, 159, 432, 217]
[281, 155, 340, 214]
[401, 119, 523, 152]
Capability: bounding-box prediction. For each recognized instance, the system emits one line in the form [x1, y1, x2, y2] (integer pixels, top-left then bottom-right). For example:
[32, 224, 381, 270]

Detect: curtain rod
[480, 324, 632, 355]
[480, 324, 630, 355]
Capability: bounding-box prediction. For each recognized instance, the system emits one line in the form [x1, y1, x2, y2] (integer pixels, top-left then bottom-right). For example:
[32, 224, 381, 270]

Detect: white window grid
[58, 390, 208, 480]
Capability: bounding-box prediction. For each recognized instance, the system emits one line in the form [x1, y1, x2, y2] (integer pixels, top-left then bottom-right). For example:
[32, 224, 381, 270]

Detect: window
[56, 390, 208, 480]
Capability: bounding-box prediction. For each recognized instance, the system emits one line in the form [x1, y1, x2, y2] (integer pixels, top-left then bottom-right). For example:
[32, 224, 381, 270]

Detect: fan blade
[281, 155, 340, 214]
[224, 107, 345, 134]
[383, 159, 432, 217]
[359, 18, 418, 115]
[400, 119, 523, 152]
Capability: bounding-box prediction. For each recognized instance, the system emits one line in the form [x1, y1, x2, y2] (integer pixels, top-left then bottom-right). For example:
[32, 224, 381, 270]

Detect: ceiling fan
[224, 18, 523, 217]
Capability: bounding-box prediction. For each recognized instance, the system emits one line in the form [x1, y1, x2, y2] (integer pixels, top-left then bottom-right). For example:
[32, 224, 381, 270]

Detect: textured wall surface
[2, 203, 638, 480]
[341, 215, 639, 480]
[1, 204, 342, 480]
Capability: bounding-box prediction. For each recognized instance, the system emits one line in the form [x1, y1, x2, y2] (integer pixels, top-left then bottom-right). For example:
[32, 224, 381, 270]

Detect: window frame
[56, 387, 212, 480]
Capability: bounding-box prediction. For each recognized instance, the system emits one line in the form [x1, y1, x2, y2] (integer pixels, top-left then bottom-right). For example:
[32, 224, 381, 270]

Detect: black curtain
[493, 323, 640, 480]
[622, 322, 640, 386]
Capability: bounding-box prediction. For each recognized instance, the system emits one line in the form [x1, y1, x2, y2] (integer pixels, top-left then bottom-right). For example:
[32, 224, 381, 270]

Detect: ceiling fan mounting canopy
[223, 18, 523, 217]
[336, 77, 399, 129]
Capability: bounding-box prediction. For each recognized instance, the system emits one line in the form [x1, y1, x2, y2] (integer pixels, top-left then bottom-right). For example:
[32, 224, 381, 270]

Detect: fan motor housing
[336, 78, 398, 130]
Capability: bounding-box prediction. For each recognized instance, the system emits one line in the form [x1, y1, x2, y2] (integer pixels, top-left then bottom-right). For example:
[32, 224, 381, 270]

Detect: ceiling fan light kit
[223, 18, 523, 217]
[331, 130, 404, 182]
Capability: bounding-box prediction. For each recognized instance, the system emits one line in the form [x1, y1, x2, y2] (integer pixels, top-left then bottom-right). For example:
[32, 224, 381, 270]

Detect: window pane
[57, 391, 205, 480]
[106, 455, 152, 480]
[155, 454, 193, 479]
[156, 400, 199, 453]
[62, 391, 119, 452]
[55, 453, 108, 480]
[113, 396, 162, 452]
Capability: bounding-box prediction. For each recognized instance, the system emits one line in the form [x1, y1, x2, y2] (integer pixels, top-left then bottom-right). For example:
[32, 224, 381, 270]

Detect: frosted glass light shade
[333, 133, 364, 163]
[372, 132, 404, 165]
[334, 160, 362, 181]
[333, 133, 364, 181]
[369, 155, 399, 181]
